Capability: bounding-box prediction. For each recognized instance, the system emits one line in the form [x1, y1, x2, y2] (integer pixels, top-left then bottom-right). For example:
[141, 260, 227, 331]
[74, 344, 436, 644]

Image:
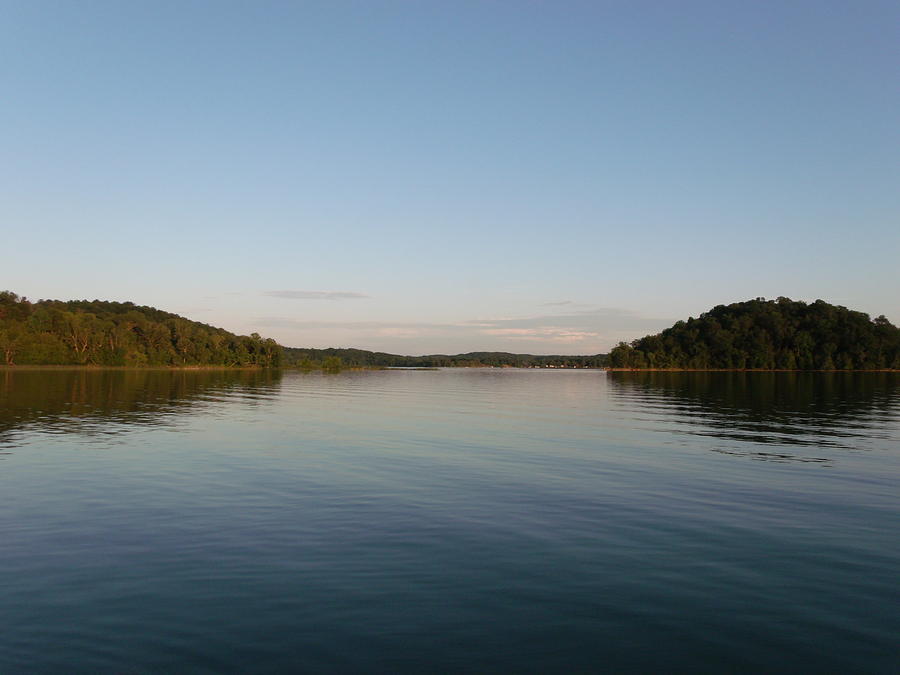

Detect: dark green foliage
[1, 290, 606, 369]
[608, 298, 900, 370]
[0, 291, 281, 367]
[282, 346, 607, 369]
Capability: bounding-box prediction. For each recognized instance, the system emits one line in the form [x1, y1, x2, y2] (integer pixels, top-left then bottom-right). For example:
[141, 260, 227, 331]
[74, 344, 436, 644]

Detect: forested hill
[608, 298, 900, 370]
[0, 292, 281, 367]
[0, 291, 603, 369]
[282, 347, 606, 369]
[13, 291, 895, 371]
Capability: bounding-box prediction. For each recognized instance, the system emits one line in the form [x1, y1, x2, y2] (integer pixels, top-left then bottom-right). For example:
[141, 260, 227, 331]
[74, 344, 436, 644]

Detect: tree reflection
[607, 371, 900, 460]
[0, 368, 282, 447]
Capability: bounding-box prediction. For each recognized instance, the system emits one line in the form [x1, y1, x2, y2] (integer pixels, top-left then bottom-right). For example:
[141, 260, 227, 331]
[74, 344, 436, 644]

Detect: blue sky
[3, 1, 898, 354]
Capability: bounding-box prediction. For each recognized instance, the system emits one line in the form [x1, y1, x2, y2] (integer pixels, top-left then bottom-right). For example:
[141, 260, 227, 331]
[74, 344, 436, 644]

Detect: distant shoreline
[604, 368, 900, 373]
[0, 365, 268, 371]
[1, 365, 897, 373]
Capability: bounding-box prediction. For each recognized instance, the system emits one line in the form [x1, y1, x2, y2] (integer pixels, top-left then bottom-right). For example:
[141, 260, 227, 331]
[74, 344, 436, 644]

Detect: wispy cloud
[257, 318, 441, 330]
[460, 308, 669, 332]
[541, 300, 595, 309]
[264, 290, 369, 300]
[256, 307, 674, 354]
[482, 328, 602, 342]
[202, 292, 243, 300]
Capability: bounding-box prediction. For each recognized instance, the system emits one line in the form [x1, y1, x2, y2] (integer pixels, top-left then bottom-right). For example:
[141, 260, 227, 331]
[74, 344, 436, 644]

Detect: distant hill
[15, 291, 892, 371]
[0, 291, 606, 369]
[607, 298, 900, 370]
[282, 347, 607, 369]
[0, 291, 281, 367]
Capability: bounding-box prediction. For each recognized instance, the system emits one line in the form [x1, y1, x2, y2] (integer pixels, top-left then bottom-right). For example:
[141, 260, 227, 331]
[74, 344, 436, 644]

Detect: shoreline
[0, 365, 269, 371]
[604, 368, 900, 373]
[1, 365, 897, 373]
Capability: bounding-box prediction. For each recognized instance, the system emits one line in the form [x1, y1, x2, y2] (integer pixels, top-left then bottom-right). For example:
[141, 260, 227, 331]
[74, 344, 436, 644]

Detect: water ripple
[0, 369, 898, 672]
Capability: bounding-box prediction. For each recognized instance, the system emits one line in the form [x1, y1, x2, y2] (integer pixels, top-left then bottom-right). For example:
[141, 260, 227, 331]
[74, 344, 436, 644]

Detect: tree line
[608, 298, 900, 370]
[10, 292, 893, 371]
[282, 347, 607, 369]
[0, 292, 281, 367]
[0, 290, 604, 370]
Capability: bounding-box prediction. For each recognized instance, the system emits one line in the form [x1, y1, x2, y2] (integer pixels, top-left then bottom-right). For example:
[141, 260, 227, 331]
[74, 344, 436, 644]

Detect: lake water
[1, 369, 898, 673]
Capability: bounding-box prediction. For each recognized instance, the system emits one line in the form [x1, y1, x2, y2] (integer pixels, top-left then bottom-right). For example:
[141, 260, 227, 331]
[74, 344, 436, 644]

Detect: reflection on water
[608, 371, 900, 463]
[0, 368, 282, 448]
[1, 369, 898, 672]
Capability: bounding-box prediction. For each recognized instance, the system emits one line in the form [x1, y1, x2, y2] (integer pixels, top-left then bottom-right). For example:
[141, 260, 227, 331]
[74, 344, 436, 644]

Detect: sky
[2, 0, 898, 355]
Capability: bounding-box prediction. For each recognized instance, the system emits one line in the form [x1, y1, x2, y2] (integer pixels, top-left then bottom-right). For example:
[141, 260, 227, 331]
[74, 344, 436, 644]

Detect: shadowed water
[1, 369, 898, 673]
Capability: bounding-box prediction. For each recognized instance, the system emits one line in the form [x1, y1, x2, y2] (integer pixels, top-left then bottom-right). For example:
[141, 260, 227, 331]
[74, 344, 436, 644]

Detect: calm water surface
[1, 369, 898, 673]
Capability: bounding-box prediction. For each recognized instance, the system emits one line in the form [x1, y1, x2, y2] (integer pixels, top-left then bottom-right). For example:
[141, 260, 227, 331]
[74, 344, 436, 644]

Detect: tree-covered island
[608, 298, 900, 370]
